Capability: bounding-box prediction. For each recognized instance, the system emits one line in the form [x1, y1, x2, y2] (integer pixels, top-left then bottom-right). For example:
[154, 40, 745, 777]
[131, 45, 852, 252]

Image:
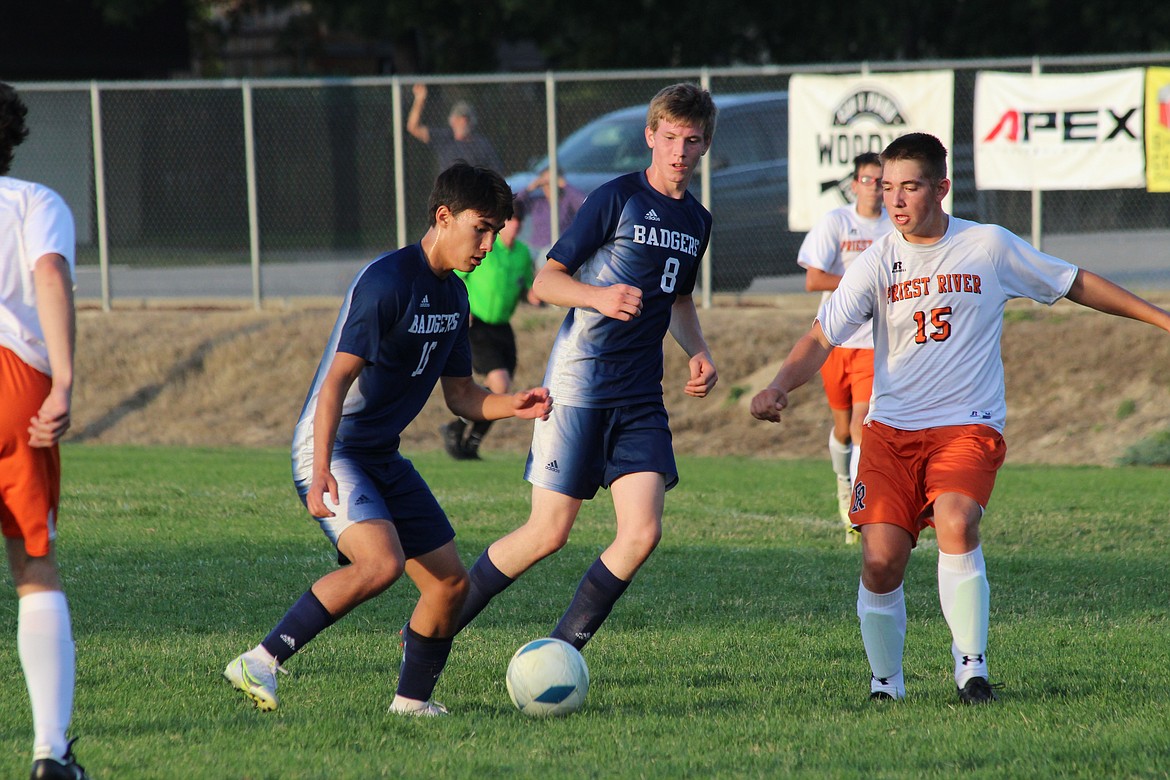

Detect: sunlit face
[644, 118, 709, 196]
[851, 163, 884, 218]
[435, 207, 501, 274]
[881, 158, 950, 244]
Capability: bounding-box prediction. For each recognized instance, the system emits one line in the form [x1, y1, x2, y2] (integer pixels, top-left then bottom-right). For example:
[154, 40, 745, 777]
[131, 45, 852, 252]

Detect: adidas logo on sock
[354, 494, 372, 505]
[420, 295, 430, 307]
[644, 209, 660, 222]
[280, 634, 297, 650]
[545, 460, 560, 473]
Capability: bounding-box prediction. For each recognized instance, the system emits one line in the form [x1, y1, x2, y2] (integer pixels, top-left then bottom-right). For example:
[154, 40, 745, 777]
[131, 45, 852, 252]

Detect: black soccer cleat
[869, 691, 897, 701]
[30, 739, 90, 780]
[441, 420, 473, 460]
[957, 676, 1002, 704]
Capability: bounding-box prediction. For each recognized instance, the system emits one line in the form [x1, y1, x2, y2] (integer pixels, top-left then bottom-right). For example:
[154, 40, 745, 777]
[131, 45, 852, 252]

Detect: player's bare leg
[393, 541, 469, 716]
[857, 523, 912, 699]
[455, 488, 582, 633]
[550, 472, 664, 649]
[933, 493, 997, 702]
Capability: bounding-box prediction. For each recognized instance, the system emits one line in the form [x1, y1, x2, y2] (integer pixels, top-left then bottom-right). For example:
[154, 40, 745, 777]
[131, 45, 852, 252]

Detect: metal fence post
[242, 80, 262, 309]
[89, 81, 111, 312]
[1030, 56, 1044, 252]
[699, 68, 712, 309]
[392, 77, 407, 249]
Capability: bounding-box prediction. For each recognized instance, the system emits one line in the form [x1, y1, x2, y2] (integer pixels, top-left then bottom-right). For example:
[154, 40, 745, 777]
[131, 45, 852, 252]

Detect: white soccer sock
[829, 431, 852, 481]
[857, 582, 906, 696]
[938, 546, 991, 688]
[849, 443, 861, 484]
[18, 591, 75, 761]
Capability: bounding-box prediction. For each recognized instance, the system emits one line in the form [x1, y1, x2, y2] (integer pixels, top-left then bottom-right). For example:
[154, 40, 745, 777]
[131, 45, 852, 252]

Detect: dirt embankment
[71, 294, 1170, 466]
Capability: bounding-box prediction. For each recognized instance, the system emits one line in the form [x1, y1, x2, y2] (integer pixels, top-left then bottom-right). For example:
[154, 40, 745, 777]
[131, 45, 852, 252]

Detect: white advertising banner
[974, 69, 1146, 190]
[788, 71, 954, 231]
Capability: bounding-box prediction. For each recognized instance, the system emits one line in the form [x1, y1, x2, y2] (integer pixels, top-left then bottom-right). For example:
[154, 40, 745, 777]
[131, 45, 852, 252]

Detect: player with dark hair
[0, 82, 90, 780]
[797, 151, 891, 542]
[442, 197, 537, 459]
[224, 162, 551, 716]
[454, 83, 719, 650]
[751, 132, 1170, 704]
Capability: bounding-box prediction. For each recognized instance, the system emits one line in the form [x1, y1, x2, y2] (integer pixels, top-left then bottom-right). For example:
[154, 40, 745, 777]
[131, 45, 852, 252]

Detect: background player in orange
[0, 82, 90, 780]
[796, 152, 891, 542]
[751, 132, 1170, 704]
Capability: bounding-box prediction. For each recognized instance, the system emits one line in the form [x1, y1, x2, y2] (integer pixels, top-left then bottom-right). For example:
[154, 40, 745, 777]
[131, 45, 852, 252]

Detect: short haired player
[751, 132, 1170, 704]
[224, 163, 551, 716]
[796, 151, 891, 542]
[0, 83, 91, 780]
[453, 83, 719, 650]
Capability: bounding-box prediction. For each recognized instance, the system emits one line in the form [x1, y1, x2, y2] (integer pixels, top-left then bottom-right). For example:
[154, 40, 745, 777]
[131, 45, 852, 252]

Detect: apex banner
[788, 71, 954, 232]
[974, 69, 1145, 190]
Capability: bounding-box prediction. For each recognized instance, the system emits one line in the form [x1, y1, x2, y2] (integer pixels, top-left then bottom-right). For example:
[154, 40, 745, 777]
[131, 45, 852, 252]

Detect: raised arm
[28, 253, 75, 448]
[750, 321, 834, 423]
[1064, 269, 1170, 332]
[669, 294, 717, 397]
[406, 83, 430, 144]
[530, 259, 643, 321]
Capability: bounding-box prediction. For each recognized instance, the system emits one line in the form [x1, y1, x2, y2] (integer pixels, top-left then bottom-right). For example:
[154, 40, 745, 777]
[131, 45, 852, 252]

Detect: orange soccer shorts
[820, 347, 874, 411]
[849, 420, 1006, 544]
[0, 346, 61, 557]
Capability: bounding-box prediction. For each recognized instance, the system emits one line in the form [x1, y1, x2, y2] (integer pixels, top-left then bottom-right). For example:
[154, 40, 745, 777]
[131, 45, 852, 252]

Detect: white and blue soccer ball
[505, 637, 589, 717]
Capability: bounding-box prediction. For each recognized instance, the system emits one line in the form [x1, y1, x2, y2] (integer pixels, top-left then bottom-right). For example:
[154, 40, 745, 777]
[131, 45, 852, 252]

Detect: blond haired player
[0, 83, 90, 779]
[751, 132, 1170, 704]
[797, 151, 891, 542]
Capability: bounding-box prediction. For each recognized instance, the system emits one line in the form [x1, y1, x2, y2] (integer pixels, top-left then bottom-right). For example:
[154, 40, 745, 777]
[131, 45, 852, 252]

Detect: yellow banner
[1146, 67, 1170, 192]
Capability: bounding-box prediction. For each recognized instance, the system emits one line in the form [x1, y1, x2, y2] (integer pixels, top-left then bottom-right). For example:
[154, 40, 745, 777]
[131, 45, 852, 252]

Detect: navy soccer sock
[397, 624, 454, 702]
[550, 558, 630, 650]
[455, 549, 515, 633]
[260, 589, 336, 663]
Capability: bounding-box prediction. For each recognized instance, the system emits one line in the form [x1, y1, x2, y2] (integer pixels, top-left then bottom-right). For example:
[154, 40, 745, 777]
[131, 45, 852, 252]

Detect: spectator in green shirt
[442, 201, 538, 460]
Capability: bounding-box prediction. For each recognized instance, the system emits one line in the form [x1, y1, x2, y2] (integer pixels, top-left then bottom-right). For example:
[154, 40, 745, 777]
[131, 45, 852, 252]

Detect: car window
[711, 103, 786, 168]
[559, 116, 648, 172]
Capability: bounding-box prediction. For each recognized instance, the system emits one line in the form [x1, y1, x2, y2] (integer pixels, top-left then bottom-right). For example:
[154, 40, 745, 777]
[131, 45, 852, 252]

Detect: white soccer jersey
[819, 216, 1078, 433]
[797, 202, 892, 349]
[0, 177, 75, 375]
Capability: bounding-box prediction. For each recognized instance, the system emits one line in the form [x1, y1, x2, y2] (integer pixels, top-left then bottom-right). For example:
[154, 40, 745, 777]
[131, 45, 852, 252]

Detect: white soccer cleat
[389, 696, 449, 717]
[224, 650, 286, 712]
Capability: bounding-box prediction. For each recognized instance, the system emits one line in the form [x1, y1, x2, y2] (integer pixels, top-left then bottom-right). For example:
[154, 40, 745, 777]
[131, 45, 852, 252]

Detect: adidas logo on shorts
[354, 494, 372, 505]
[545, 460, 560, 473]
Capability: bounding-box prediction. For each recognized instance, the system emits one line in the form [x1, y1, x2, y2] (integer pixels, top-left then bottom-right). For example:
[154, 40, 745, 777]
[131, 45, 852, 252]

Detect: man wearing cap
[407, 83, 503, 174]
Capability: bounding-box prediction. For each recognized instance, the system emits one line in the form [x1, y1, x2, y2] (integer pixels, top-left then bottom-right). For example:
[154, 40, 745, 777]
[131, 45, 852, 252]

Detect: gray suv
[507, 92, 801, 291]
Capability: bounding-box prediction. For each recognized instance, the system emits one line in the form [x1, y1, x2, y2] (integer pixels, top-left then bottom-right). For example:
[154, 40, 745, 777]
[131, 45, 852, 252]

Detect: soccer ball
[505, 638, 589, 717]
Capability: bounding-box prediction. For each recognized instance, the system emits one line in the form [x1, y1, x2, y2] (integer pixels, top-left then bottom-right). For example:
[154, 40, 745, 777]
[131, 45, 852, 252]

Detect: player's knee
[619, 523, 661, 559]
[861, 555, 904, 593]
[355, 557, 405, 597]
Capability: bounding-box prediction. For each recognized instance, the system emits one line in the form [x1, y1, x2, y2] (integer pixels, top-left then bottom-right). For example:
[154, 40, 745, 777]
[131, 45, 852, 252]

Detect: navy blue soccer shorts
[293, 450, 455, 563]
[523, 402, 677, 500]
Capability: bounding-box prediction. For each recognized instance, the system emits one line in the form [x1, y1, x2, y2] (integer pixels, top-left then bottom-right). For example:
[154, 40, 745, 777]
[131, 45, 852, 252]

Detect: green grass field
[1, 446, 1167, 779]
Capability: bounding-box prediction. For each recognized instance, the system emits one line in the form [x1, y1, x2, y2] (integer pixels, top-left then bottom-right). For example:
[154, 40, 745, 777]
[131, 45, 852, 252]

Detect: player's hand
[28, 388, 71, 448]
[512, 387, 552, 421]
[307, 469, 340, 518]
[684, 353, 718, 397]
[593, 283, 642, 321]
[750, 386, 789, 423]
[412, 83, 427, 101]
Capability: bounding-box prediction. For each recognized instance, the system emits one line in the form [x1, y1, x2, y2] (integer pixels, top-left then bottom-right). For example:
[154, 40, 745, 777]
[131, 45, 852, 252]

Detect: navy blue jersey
[543, 171, 712, 408]
[291, 244, 472, 460]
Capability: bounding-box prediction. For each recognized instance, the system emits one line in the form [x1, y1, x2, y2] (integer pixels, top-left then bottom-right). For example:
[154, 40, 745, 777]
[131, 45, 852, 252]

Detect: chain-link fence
[11, 53, 1170, 309]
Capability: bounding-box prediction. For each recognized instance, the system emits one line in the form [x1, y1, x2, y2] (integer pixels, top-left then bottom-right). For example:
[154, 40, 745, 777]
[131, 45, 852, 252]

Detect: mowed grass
[1, 445, 1167, 779]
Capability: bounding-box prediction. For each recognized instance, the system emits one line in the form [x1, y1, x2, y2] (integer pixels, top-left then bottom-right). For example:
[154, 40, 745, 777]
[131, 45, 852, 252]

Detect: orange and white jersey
[0, 176, 75, 375]
[818, 216, 1077, 433]
[797, 202, 892, 349]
